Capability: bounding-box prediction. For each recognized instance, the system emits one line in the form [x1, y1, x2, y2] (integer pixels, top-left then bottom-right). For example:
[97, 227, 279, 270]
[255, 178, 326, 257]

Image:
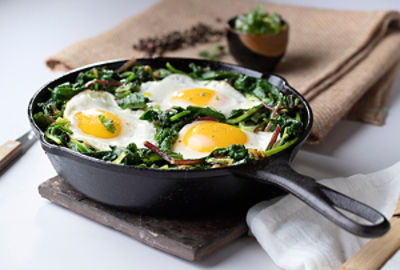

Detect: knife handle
[340, 199, 400, 270]
[0, 140, 23, 172]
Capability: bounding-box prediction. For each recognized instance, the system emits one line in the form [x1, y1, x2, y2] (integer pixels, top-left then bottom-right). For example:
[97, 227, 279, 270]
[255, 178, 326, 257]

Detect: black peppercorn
[132, 22, 225, 57]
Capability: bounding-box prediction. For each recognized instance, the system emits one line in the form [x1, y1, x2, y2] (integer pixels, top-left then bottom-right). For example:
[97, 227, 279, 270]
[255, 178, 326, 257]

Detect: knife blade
[0, 130, 37, 172]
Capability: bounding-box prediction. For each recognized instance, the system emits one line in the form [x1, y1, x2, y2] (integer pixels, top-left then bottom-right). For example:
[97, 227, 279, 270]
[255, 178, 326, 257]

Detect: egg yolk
[183, 121, 247, 152]
[75, 110, 121, 138]
[171, 88, 217, 107]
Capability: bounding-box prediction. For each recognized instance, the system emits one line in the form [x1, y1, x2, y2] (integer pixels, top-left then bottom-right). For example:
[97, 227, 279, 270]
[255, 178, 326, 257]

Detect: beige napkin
[46, 0, 400, 144]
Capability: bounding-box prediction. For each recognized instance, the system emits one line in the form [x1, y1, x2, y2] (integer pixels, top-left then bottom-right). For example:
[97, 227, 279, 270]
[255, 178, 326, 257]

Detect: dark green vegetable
[33, 112, 54, 130]
[166, 62, 185, 74]
[226, 104, 263, 124]
[169, 110, 191, 122]
[234, 5, 285, 35]
[88, 143, 142, 165]
[44, 118, 72, 146]
[233, 75, 256, 93]
[68, 139, 95, 154]
[50, 82, 77, 102]
[34, 62, 305, 170]
[211, 144, 250, 162]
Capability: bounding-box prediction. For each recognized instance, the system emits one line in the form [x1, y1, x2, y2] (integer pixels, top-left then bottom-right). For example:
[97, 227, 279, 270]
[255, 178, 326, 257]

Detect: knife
[339, 200, 400, 269]
[0, 130, 37, 172]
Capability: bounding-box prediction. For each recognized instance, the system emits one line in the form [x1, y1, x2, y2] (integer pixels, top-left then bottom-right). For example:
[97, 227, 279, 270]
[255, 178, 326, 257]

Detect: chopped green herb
[199, 45, 225, 61]
[117, 93, 149, 110]
[234, 5, 285, 35]
[98, 114, 116, 133]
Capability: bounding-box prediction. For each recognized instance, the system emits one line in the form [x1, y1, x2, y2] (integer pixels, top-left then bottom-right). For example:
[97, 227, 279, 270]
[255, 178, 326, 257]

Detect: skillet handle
[236, 160, 390, 238]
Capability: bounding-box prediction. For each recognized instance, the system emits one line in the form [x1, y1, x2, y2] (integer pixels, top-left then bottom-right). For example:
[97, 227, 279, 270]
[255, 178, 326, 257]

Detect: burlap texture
[46, 0, 400, 144]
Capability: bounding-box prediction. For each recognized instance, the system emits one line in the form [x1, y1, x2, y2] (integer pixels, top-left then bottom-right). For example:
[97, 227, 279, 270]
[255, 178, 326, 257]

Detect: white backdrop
[0, 1, 399, 269]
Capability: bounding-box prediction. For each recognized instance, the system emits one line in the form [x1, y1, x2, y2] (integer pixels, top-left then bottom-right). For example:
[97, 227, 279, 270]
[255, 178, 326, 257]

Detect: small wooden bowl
[226, 16, 289, 72]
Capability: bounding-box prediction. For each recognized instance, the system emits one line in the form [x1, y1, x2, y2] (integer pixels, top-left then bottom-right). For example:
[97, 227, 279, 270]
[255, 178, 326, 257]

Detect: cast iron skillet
[29, 57, 389, 238]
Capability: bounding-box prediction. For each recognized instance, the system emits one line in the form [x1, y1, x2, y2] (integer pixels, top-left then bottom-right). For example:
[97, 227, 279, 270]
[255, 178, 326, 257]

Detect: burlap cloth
[46, 0, 400, 144]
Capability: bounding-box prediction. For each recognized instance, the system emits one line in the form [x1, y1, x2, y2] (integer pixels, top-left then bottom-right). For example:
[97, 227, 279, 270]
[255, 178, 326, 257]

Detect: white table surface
[1, 0, 399, 269]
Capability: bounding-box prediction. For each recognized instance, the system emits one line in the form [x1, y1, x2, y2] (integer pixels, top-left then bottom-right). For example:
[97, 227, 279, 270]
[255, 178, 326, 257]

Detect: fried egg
[140, 74, 259, 115]
[173, 120, 274, 159]
[63, 90, 155, 150]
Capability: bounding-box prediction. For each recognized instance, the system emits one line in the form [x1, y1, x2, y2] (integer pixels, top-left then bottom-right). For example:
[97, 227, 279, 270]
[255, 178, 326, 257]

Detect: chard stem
[170, 110, 190, 121]
[113, 152, 128, 164]
[227, 104, 263, 124]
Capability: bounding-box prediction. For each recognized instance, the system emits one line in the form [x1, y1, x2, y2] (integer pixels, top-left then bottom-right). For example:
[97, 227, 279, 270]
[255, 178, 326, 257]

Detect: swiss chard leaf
[211, 144, 250, 162]
[233, 75, 256, 93]
[117, 93, 149, 110]
[87, 143, 142, 165]
[51, 82, 79, 102]
[33, 112, 53, 130]
[44, 118, 72, 146]
[68, 139, 95, 154]
[186, 106, 226, 122]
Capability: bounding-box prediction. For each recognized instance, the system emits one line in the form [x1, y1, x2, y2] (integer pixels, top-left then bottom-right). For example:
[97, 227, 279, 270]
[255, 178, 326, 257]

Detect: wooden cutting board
[38, 176, 248, 261]
[339, 198, 400, 270]
[39, 176, 400, 266]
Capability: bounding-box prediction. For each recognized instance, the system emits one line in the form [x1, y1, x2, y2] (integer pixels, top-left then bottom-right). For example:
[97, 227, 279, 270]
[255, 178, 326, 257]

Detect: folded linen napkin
[247, 161, 400, 270]
[45, 0, 400, 144]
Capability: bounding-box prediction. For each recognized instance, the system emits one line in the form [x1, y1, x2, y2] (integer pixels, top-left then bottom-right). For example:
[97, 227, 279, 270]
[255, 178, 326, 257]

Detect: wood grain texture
[238, 25, 289, 57]
[340, 198, 400, 270]
[0, 140, 22, 172]
[38, 176, 248, 261]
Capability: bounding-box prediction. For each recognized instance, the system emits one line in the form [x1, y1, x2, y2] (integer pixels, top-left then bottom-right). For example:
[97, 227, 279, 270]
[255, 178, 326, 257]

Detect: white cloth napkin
[247, 161, 400, 270]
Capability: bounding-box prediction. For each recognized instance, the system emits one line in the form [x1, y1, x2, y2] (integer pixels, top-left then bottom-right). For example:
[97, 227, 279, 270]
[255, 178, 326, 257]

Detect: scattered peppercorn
[133, 23, 225, 57]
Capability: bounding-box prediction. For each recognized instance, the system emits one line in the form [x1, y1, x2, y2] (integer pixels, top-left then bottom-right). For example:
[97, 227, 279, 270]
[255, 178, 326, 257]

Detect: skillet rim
[28, 57, 313, 177]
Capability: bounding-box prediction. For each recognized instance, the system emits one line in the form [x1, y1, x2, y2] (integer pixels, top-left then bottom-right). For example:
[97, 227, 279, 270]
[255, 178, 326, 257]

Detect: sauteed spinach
[33, 61, 305, 169]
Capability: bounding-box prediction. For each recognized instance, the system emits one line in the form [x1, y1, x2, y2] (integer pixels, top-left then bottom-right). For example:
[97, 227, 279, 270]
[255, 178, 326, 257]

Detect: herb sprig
[199, 45, 225, 61]
[98, 114, 116, 133]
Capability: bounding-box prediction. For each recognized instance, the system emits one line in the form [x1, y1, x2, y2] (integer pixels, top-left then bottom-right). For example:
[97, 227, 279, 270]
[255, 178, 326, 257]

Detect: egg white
[63, 90, 156, 151]
[172, 121, 274, 159]
[140, 74, 260, 115]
